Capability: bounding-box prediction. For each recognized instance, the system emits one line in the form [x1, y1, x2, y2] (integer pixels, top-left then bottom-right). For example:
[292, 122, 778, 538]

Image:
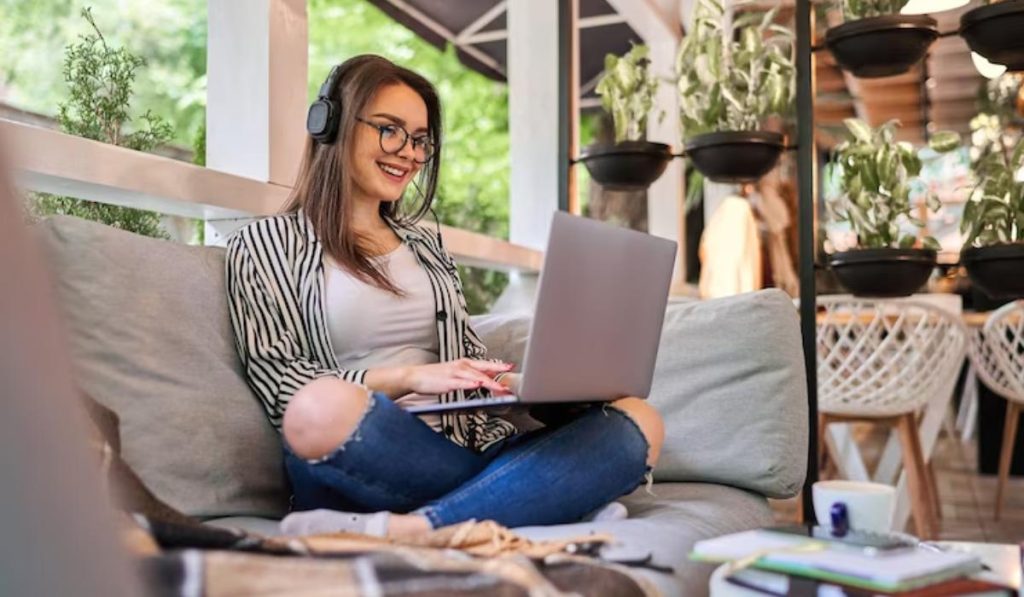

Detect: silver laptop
[406, 211, 677, 414]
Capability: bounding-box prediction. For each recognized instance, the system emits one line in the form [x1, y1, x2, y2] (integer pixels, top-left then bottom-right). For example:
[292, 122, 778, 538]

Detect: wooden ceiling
[809, 2, 985, 147]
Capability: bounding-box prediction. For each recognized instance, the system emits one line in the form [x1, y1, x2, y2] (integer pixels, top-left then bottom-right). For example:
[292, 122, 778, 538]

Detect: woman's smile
[377, 160, 411, 184]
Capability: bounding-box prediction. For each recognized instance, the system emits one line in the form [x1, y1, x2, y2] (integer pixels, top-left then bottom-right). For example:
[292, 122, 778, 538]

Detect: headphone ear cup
[306, 99, 340, 144]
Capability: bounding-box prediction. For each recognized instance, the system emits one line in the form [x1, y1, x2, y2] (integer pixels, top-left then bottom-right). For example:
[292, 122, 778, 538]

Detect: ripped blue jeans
[283, 392, 651, 529]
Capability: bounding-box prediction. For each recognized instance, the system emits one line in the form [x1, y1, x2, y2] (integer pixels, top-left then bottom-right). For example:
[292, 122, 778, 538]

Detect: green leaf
[844, 118, 873, 143]
[922, 236, 941, 250]
[898, 234, 916, 248]
[685, 169, 705, 213]
[928, 130, 960, 153]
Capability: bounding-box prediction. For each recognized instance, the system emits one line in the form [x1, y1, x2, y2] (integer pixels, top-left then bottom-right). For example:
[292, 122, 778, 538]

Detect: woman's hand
[495, 372, 521, 395]
[405, 359, 514, 396]
[365, 359, 514, 399]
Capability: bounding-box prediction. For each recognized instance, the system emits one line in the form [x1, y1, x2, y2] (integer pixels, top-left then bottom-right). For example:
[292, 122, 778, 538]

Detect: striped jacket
[225, 210, 517, 451]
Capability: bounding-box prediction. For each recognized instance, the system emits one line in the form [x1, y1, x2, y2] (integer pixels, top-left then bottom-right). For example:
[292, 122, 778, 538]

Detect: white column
[646, 38, 686, 284]
[605, 0, 685, 283]
[206, 0, 307, 188]
[508, 0, 561, 252]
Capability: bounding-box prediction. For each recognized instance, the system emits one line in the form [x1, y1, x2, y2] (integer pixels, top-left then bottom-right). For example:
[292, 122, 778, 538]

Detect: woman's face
[349, 83, 429, 205]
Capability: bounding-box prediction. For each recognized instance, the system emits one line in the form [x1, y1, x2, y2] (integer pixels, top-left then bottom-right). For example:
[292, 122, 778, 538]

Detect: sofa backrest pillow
[40, 216, 289, 519]
[473, 289, 808, 499]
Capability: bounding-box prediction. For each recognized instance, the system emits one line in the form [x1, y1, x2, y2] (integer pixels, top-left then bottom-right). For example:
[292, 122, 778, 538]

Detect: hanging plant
[827, 118, 959, 297]
[960, 113, 1024, 298]
[578, 44, 672, 190]
[675, 0, 794, 183]
[826, 0, 938, 78]
[961, 0, 1024, 74]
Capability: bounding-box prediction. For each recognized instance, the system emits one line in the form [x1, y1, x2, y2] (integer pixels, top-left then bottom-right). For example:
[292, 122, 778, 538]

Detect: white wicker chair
[973, 301, 1024, 520]
[816, 297, 968, 539]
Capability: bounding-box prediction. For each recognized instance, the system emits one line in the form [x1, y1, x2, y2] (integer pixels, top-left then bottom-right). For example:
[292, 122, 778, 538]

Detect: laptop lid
[517, 212, 677, 403]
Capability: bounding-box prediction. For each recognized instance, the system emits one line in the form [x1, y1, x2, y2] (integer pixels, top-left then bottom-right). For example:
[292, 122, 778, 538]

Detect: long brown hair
[283, 54, 442, 295]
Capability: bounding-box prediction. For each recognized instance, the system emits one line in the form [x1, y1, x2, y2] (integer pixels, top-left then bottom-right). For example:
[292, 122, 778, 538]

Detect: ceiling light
[900, 0, 969, 14]
[971, 52, 1007, 79]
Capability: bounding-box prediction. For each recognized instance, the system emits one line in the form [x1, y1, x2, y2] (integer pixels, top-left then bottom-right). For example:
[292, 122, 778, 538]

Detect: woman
[226, 55, 664, 539]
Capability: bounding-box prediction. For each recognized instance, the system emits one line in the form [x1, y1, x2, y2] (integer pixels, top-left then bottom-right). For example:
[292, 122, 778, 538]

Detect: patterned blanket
[132, 517, 660, 597]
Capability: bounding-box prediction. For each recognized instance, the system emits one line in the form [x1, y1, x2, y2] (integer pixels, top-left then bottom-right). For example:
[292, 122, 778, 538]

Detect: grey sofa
[41, 216, 808, 596]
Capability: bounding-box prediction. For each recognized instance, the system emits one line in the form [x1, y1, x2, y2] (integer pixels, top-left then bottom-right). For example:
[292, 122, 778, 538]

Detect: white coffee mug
[812, 480, 896, 533]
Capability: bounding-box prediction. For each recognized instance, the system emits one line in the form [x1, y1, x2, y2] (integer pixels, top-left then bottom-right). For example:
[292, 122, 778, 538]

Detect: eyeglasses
[355, 116, 435, 164]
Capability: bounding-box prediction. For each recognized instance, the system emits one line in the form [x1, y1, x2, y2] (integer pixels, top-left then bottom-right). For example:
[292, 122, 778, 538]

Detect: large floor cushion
[39, 216, 289, 519]
[473, 289, 809, 499]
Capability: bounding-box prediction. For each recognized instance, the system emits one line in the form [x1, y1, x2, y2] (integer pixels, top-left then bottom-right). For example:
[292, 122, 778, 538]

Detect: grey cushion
[39, 216, 289, 519]
[515, 483, 774, 597]
[472, 289, 808, 499]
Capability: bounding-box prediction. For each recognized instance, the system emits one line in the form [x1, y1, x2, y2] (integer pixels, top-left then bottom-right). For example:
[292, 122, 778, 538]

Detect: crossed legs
[282, 377, 665, 538]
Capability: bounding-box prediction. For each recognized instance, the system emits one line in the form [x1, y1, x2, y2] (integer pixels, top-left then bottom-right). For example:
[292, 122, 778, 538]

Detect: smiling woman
[223, 54, 664, 541]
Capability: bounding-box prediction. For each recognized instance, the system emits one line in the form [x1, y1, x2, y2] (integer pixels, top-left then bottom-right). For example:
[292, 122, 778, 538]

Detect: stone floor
[769, 428, 1024, 544]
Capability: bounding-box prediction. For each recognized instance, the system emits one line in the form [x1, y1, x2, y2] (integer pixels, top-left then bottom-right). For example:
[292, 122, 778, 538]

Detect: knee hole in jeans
[283, 377, 372, 461]
[608, 397, 665, 466]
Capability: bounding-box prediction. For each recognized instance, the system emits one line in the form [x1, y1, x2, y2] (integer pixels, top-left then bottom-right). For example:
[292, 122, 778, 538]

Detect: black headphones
[306, 65, 344, 144]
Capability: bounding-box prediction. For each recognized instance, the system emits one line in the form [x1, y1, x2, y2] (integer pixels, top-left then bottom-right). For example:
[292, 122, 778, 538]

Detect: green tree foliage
[0, 0, 207, 147]
[28, 7, 173, 239]
[309, 0, 511, 313]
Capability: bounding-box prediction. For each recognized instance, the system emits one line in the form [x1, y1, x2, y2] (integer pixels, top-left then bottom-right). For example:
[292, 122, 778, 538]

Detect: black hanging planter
[961, 1, 1024, 73]
[825, 15, 938, 78]
[683, 131, 785, 183]
[577, 141, 673, 190]
[962, 243, 1024, 299]
[829, 248, 937, 297]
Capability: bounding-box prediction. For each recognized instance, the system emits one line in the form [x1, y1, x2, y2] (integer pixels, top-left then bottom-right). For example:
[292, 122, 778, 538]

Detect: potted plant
[960, 114, 1024, 298]
[827, 118, 959, 297]
[676, 0, 794, 183]
[961, 0, 1024, 73]
[578, 44, 672, 190]
[825, 0, 938, 78]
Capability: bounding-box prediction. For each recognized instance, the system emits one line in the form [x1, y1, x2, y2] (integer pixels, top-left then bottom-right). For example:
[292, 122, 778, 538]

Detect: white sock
[280, 509, 391, 537]
[584, 501, 628, 522]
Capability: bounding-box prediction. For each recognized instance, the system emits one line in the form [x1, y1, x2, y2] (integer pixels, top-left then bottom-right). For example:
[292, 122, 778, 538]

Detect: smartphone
[765, 524, 918, 553]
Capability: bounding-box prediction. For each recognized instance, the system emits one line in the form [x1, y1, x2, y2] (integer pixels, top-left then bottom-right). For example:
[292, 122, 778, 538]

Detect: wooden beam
[930, 101, 981, 121]
[604, 0, 681, 46]
[455, 1, 508, 43]
[856, 86, 924, 104]
[816, 105, 856, 121]
[5, 119, 285, 220]
[930, 61, 985, 81]
[929, 84, 980, 101]
[384, 0, 505, 75]
[464, 13, 630, 45]
[3, 119, 542, 272]
[865, 109, 924, 125]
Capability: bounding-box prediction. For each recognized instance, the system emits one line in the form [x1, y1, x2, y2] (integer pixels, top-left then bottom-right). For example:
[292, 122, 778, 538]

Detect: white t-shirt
[324, 243, 442, 431]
